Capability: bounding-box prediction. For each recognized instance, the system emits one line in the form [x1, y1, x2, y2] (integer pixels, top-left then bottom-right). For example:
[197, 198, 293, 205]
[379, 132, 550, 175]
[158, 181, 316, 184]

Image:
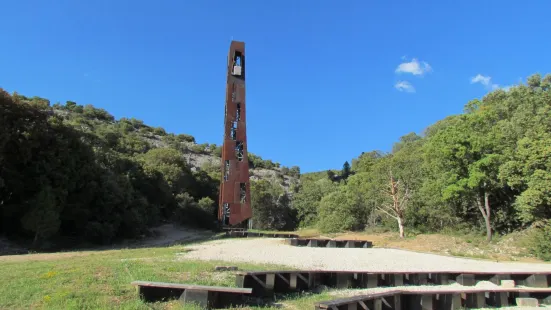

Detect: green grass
[0, 244, 303, 310]
[7, 230, 539, 310]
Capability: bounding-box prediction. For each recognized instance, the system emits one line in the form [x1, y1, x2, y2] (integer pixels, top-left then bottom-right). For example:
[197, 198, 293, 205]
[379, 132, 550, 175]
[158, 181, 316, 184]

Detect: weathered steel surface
[215, 266, 239, 271]
[314, 288, 551, 310]
[286, 238, 373, 248]
[131, 281, 252, 293]
[218, 41, 252, 228]
[131, 280, 252, 309]
[226, 230, 299, 239]
[235, 270, 551, 297]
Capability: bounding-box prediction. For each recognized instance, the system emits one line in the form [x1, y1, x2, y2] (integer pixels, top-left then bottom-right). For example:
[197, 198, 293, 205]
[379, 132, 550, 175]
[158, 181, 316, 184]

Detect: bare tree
[376, 169, 411, 238]
[476, 182, 492, 241]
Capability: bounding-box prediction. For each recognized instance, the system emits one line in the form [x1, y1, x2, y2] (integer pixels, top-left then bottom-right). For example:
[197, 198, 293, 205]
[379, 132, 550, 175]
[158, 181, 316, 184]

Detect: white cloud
[471, 74, 490, 85]
[471, 74, 492, 86]
[471, 74, 499, 90]
[395, 58, 432, 76]
[395, 81, 415, 93]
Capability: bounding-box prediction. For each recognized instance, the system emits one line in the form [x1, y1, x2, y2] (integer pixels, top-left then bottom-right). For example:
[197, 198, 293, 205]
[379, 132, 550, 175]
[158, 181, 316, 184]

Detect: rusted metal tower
[218, 41, 252, 229]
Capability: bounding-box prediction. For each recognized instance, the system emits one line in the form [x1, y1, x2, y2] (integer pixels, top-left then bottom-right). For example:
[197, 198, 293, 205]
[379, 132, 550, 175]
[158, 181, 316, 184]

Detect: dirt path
[132, 224, 214, 247]
[0, 224, 213, 262]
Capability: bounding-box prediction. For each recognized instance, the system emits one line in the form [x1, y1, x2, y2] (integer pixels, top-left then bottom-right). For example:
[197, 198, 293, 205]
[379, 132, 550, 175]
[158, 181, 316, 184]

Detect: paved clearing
[182, 238, 551, 272]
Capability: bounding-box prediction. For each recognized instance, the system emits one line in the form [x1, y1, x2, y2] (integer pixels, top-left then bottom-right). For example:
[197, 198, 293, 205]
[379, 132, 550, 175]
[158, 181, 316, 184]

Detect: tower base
[218, 218, 251, 231]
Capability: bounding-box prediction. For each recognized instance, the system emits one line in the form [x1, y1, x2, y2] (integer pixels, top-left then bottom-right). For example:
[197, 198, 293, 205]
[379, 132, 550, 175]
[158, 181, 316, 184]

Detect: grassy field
[332, 231, 541, 262]
[0, 242, 314, 310]
[0, 229, 545, 310]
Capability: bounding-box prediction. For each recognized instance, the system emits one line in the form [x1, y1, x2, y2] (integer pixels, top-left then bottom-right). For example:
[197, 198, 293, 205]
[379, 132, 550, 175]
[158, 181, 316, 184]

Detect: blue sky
[1, 1, 550, 173]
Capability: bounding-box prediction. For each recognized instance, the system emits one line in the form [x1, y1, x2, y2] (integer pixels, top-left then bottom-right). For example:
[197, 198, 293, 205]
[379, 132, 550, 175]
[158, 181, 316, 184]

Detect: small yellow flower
[40, 271, 57, 279]
[43, 295, 51, 302]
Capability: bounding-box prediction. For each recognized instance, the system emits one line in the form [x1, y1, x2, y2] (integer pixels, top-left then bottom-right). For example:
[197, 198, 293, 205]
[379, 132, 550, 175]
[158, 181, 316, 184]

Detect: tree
[346, 139, 423, 238]
[317, 186, 364, 233]
[379, 168, 410, 238]
[197, 196, 216, 217]
[176, 133, 196, 143]
[292, 178, 337, 227]
[289, 166, 301, 178]
[327, 170, 336, 181]
[280, 166, 290, 175]
[21, 185, 60, 247]
[392, 132, 421, 153]
[138, 148, 193, 194]
[351, 151, 383, 173]
[499, 133, 551, 224]
[83, 104, 115, 121]
[342, 161, 351, 182]
[367, 150, 420, 238]
[424, 97, 509, 241]
[175, 192, 198, 225]
[275, 193, 297, 230]
[250, 180, 296, 230]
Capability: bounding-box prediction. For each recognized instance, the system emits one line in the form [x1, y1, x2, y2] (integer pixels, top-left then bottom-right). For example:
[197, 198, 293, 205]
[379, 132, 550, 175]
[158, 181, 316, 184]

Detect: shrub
[528, 221, 551, 261]
[153, 127, 167, 136]
[317, 188, 364, 233]
[177, 134, 195, 143]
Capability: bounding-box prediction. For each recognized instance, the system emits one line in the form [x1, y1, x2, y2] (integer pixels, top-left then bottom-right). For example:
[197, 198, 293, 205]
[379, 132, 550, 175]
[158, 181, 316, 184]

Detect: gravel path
[182, 238, 551, 272]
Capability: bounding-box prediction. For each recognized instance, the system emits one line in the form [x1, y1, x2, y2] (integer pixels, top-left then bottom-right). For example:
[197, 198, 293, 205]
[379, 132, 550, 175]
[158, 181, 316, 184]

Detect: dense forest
[1, 73, 550, 260]
[0, 88, 299, 250]
[290, 73, 551, 260]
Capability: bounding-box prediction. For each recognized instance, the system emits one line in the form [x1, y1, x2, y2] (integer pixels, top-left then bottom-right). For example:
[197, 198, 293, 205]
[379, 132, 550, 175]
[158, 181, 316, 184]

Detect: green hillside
[2, 73, 551, 261]
[292, 73, 551, 260]
[0, 89, 298, 251]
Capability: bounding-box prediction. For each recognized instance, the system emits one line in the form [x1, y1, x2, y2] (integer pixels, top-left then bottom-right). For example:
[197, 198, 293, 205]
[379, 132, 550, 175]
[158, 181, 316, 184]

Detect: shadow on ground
[0, 223, 219, 257]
